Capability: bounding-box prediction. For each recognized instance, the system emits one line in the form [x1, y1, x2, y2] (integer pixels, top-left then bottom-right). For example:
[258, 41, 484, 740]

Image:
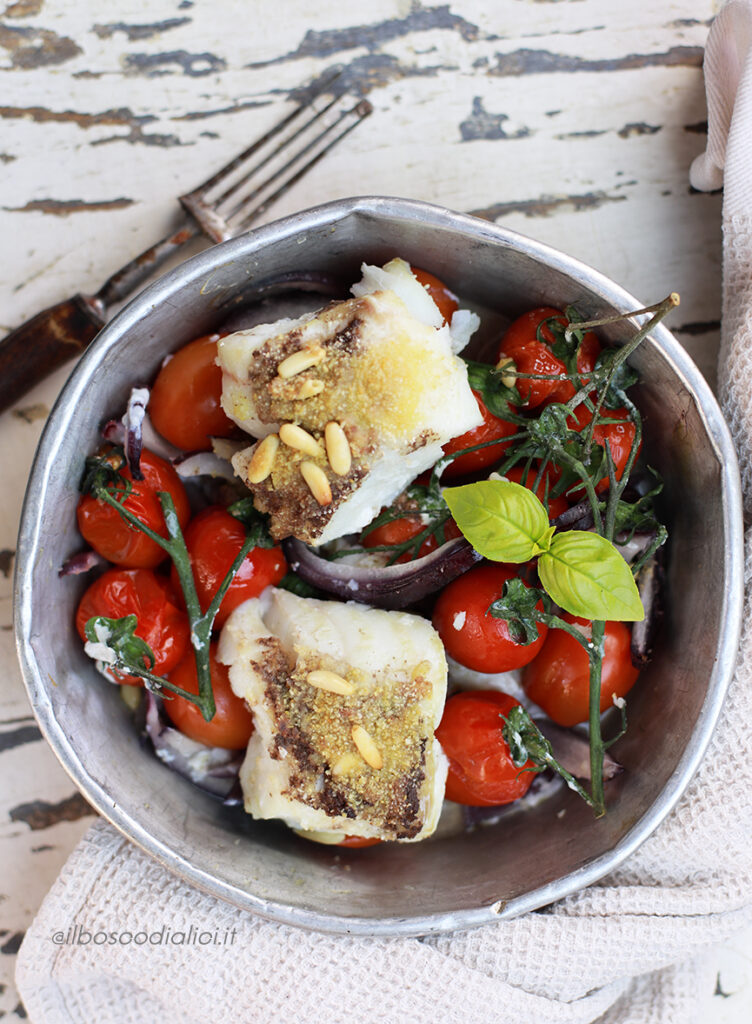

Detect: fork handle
[0, 220, 203, 416]
[0, 294, 106, 414]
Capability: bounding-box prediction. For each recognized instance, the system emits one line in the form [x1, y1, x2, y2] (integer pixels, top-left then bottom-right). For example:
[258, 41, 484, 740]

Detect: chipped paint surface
[0, 0, 733, 1018]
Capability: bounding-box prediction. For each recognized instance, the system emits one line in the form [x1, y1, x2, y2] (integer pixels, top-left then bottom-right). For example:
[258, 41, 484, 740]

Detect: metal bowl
[14, 196, 744, 936]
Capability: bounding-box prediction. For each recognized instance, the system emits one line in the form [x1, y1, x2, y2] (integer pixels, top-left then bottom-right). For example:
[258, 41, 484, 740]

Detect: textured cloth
[14, 5, 752, 1022]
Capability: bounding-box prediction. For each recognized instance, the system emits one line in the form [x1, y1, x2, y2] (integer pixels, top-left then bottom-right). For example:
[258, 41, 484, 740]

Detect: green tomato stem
[588, 619, 607, 817]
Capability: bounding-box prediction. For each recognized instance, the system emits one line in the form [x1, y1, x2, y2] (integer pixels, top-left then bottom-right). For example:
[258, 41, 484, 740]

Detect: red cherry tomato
[432, 563, 547, 673]
[553, 330, 601, 404]
[75, 568, 190, 686]
[500, 306, 566, 352]
[362, 514, 461, 563]
[504, 465, 569, 520]
[77, 449, 191, 569]
[435, 691, 535, 805]
[149, 334, 237, 451]
[164, 643, 254, 749]
[411, 266, 459, 325]
[522, 614, 639, 727]
[338, 835, 383, 848]
[176, 507, 287, 629]
[441, 390, 517, 479]
[498, 307, 601, 408]
[567, 404, 640, 493]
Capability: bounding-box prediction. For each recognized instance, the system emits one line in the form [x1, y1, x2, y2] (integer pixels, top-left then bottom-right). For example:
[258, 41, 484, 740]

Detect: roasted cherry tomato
[498, 307, 601, 408]
[164, 643, 254, 748]
[522, 614, 639, 727]
[149, 333, 237, 451]
[441, 390, 517, 479]
[338, 835, 383, 848]
[432, 563, 547, 673]
[176, 506, 287, 629]
[567, 404, 640, 493]
[552, 330, 601, 404]
[411, 266, 459, 325]
[504, 465, 569, 520]
[75, 568, 190, 686]
[77, 449, 191, 569]
[362, 513, 461, 563]
[435, 690, 535, 806]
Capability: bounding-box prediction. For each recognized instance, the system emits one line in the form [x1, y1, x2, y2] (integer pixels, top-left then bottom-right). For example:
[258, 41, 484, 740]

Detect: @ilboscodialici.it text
[51, 924, 238, 946]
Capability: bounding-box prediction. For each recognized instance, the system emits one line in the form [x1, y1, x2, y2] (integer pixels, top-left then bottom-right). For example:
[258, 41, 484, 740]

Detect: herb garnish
[80, 449, 266, 721]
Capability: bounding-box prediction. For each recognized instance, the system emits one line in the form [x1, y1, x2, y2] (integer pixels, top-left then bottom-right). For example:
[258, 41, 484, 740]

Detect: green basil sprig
[443, 478, 644, 622]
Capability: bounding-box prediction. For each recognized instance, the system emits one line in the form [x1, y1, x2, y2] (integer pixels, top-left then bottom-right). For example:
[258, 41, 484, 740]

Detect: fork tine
[209, 90, 345, 211]
[222, 99, 374, 228]
[224, 99, 373, 230]
[188, 66, 344, 197]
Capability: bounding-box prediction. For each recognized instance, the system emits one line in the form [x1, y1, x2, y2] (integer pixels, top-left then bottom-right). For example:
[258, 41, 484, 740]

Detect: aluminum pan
[14, 196, 744, 936]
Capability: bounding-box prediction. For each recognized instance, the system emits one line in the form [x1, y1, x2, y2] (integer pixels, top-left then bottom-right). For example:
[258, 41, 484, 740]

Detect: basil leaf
[538, 530, 644, 621]
[443, 480, 555, 563]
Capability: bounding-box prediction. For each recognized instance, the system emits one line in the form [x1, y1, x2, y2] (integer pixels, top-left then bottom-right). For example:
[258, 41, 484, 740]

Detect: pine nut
[351, 725, 383, 770]
[246, 433, 279, 483]
[300, 461, 332, 505]
[296, 378, 325, 399]
[279, 422, 323, 458]
[496, 355, 517, 389]
[324, 421, 351, 476]
[307, 669, 355, 695]
[277, 346, 325, 379]
[331, 752, 362, 777]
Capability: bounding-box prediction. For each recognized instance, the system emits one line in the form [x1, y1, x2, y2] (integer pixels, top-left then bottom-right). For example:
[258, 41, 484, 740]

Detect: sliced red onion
[614, 530, 657, 564]
[141, 692, 243, 800]
[533, 717, 623, 781]
[58, 548, 107, 577]
[101, 407, 181, 462]
[101, 418, 125, 445]
[173, 450, 238, 481]
[219, 274, 346, 334]
[283, 536, 482, 609]
[631, 554, 663, 667]
[552, 500, 594, 532]
[121, 387, 150, 480]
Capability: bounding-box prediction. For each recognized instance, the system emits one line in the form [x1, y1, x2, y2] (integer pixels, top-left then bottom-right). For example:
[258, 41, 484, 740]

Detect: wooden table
[1, 1, 748, 1019]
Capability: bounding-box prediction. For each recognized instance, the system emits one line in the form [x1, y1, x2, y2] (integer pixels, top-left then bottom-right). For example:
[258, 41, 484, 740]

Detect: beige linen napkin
[15, 5, 752, 1021]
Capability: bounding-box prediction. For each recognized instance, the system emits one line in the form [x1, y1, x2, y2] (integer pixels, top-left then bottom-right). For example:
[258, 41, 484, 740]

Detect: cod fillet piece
[218, 259, 481, 545]
[217, 587, 448, 842]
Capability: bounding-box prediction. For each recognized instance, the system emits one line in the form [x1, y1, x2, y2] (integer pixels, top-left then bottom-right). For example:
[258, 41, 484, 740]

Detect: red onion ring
[283, 536, 482, 609]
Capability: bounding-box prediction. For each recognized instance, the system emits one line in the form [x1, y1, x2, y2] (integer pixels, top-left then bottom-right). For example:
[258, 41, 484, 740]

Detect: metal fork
[0, 72, 372, 415]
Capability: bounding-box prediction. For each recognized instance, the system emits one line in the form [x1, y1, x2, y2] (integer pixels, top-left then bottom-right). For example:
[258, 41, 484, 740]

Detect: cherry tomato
[75, 568, 190, 686]
[435, 690, 535, 806]
[522, 614, 639, 727]
[164, 643, 254, 748]
[553, 330, 601, 404]
[498, 307, 601, 408]
[411, 266, 459, 325]
[176, 506, 287, 629]
[338, 835, 383, 848]
[77, 449, 191, 569]
[362, 514, 461, 563]
[432, 563, 547, 673]
[500, 306, 567, 352]
[567, 404, 640, 493]
[441, 390, 517, 479]
[149, 334, 237, 451]
[504, 465, 569, 520]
